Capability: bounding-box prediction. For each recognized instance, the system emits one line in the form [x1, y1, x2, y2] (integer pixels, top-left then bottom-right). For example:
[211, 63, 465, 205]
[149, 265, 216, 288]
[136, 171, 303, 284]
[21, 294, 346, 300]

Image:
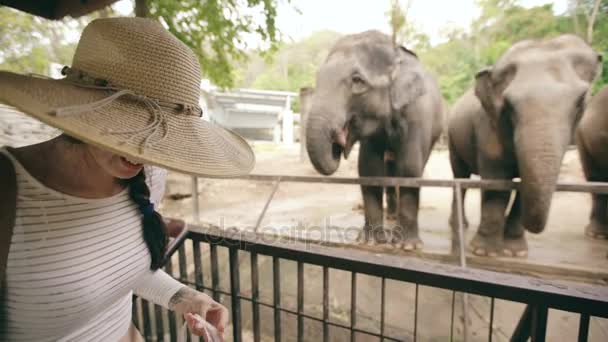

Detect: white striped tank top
[0, 148, 184, 341]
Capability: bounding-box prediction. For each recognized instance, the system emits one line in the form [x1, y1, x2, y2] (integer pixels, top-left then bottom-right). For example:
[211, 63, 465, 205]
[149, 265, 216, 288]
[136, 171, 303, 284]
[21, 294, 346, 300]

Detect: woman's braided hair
[122, 170, 168, 270]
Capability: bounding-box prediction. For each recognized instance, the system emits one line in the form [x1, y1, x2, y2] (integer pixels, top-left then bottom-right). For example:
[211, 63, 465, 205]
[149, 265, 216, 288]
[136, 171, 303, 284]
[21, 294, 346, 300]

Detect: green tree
[145, 0, 286, 88]
[0, 0, 287, 89]
[0, 7, 92, 74]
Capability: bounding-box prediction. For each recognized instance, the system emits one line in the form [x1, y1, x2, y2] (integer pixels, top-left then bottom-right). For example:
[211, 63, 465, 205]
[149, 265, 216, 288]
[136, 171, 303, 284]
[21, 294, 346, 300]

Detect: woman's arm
[134, 270, 228, 340]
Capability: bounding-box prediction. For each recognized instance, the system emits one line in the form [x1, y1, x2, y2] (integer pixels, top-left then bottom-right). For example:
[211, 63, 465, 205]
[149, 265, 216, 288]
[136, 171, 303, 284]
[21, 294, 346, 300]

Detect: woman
[0, 17, 255, 341]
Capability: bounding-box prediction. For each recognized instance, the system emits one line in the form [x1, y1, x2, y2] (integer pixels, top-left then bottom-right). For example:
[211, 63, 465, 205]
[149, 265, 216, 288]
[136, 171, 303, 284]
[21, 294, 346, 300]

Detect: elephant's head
[474, 34, 603, 234]
[305, 30, 426, 175]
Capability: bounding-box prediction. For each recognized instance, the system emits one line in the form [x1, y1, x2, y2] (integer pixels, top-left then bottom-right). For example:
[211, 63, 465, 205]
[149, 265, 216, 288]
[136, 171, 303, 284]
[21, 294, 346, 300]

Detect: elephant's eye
[351, 74, 368, 94]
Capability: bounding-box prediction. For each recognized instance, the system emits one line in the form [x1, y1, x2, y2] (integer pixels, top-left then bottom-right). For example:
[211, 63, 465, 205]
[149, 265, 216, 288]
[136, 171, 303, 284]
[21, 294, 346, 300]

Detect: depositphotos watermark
[198, 216, 416, 250]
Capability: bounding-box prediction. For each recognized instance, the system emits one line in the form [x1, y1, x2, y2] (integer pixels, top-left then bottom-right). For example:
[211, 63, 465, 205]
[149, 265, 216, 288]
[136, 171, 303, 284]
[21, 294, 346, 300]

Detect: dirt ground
[158, 142, 608, 342]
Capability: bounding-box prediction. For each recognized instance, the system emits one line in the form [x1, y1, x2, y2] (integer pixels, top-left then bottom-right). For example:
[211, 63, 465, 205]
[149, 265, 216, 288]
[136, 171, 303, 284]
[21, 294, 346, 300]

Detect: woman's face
[86, 144, 144, 179]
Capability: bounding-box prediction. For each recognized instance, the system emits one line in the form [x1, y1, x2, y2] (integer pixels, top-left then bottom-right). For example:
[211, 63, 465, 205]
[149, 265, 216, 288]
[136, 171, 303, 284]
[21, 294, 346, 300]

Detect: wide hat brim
[0, 71, 255, 177]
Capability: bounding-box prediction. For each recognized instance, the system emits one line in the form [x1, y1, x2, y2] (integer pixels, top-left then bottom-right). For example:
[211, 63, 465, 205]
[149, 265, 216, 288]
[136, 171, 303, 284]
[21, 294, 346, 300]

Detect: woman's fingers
[185, 313, 213, 340]
[206, 304, 229, 338]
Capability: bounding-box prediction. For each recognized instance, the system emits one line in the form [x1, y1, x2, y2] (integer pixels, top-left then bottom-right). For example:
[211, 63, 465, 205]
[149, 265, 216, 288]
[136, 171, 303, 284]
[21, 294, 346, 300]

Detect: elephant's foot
[502, 234, 528, 258]
[391, 228, 423, 251]
[357, 228, 390, 244]
[469, 232, 502, 257]
[401, 237, 424, 251]
[585, 221, 608, 239]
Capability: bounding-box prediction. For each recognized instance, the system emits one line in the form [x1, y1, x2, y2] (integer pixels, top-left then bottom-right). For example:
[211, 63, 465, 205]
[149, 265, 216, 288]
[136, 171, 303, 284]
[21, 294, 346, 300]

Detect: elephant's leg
[392, 132, 425, 251]
[470, 189, 510, 257]
[503, 191, 528, 257]
[385, 158, 397, 220]
[358, 141, 388, 244]
[586, 193, 608, 239]
[578, 141, 608, 239]
[396, 187, 423, 250]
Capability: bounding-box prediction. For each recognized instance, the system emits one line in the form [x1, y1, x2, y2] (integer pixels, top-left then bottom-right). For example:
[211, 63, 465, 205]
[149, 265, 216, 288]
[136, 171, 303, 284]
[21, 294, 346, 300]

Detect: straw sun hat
[0, 17, 255, 177]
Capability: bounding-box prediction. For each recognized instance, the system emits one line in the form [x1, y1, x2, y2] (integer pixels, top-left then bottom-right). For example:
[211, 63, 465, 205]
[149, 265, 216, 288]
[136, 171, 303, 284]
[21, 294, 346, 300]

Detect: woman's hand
[168, 286, 229, 340]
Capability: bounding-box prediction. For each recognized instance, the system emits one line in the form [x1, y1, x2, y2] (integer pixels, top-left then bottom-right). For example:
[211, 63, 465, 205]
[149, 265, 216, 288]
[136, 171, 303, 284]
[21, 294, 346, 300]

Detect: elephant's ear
[390, 46, 425, 111]
[474, 67, 504, 124]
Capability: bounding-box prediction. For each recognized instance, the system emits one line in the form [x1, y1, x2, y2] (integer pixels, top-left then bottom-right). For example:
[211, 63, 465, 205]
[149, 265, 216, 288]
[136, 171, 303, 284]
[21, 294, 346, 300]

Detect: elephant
[447, 34, 603, 257]
[576, 85, 608, 240]
[305, 30, 444, 250]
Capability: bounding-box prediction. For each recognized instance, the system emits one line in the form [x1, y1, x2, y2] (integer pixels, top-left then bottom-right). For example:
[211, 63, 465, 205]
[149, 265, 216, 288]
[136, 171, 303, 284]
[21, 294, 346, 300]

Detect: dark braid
[123, 170, 168, 270]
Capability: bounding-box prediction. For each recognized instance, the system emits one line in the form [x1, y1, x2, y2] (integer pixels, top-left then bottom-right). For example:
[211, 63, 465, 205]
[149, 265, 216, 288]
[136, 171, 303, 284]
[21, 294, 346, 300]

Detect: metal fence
[133, 175, 608, 341]
[133, 224, 608, 342]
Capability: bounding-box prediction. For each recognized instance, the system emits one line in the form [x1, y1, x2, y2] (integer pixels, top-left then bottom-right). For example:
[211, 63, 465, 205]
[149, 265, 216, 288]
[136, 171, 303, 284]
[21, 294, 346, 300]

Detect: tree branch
[587, 0, 601, 44]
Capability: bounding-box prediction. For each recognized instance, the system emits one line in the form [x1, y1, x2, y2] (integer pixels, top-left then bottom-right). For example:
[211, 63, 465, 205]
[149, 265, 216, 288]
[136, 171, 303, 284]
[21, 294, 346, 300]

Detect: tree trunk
[587, 0, 601, 44]
[135, 0, 148, 18]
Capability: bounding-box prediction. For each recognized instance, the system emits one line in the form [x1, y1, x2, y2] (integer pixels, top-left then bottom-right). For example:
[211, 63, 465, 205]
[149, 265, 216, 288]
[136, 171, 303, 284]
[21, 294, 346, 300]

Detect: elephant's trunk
[305, 113, 344, 175]
[515, 118, 570, 234]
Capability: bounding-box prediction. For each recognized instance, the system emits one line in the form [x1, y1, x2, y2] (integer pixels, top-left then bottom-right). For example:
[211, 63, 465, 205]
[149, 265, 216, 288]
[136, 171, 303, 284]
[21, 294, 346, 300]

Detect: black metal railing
[133, 223, 608, 342]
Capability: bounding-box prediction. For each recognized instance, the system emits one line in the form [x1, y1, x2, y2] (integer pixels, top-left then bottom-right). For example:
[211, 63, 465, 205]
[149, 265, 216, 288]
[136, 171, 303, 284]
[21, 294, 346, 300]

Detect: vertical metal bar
[178, 243, 188, 281]
[414, 284, 419, 342]
[511, 305, 532, 342]
[229, 248, 242, 342]
[155, 305, 164, 342]
[273, 256, 282, 342]
[323, 266, 329, 342]
[163, 249, 177, 340]
[193, 241, 204, 291]
[578, 314, 590, 342]
[254, 178, 282, 233]
[450, 291, 456, 342]
[454, 182, 467, 267]
[454, 182, 469, 342]
[530, 305, 548, 342]
[132, 296, 140, 331]
[251, 253, 261, 342]
[177, 243, 189, 342]
[192, 176, 200, 222]
[297, 261, 304, 342]
[350, 272, 357, 342]
[141, 299, 152, 340]
[489, 297, 495, 342]
[380, 277, 386, 341]
[462, 293, 470, 342]
[211, 244, 220, 302]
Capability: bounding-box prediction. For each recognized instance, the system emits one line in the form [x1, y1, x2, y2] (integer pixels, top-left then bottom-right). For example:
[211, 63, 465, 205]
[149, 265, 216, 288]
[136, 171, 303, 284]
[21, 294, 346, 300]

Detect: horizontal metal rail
[209, 174, 608, 194]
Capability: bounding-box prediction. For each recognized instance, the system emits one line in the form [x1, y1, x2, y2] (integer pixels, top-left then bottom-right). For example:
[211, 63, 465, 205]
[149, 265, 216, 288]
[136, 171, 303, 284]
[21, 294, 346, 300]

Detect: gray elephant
[306, 30, 444, 249]
[576, 85, 608, 240]
[448, 34, 603, 257]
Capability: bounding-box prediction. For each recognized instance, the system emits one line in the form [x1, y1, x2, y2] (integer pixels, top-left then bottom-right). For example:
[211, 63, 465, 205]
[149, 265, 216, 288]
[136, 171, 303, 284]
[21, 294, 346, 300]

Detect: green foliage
[0, 7, 85, 74]
[0, 0, 285, 89]
[147, 0, 285, 88]
[236, 30, 343, 92]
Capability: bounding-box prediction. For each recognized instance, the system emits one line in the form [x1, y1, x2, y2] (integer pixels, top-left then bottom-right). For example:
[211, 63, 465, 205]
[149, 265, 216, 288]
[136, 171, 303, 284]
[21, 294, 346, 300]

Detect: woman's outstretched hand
[169, 286, 229, 341]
